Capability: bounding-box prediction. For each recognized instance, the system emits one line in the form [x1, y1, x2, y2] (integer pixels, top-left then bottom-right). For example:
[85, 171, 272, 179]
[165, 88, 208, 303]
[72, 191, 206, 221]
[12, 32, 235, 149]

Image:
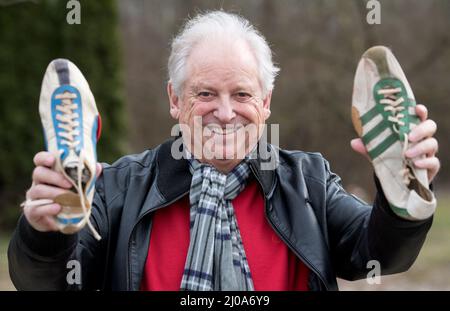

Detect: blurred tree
[0, 0, 126, 230]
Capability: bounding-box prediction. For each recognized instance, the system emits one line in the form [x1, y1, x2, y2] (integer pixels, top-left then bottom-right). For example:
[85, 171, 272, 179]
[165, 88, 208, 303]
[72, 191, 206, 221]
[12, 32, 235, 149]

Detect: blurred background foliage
[0, 0, 126, 230]
[0, 0, 449, 290]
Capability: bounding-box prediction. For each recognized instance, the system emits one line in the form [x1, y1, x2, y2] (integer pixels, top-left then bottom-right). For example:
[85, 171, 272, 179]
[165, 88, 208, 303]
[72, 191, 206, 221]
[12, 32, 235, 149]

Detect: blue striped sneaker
[352, 46, 436, 220]
[38, 59, 101, 239]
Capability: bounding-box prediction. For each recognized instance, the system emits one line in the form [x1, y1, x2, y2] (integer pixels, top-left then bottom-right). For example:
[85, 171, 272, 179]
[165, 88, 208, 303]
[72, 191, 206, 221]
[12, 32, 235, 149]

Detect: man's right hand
[23, 151, 103, 232]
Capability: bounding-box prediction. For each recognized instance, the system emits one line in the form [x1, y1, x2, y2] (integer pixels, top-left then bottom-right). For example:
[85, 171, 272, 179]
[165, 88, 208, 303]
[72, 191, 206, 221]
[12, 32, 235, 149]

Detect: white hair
[168, 11, 280, 98]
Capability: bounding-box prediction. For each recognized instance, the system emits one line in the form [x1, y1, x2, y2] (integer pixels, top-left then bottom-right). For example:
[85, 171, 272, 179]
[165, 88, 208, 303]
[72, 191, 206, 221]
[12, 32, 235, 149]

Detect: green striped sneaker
[351, 46, 436, 220]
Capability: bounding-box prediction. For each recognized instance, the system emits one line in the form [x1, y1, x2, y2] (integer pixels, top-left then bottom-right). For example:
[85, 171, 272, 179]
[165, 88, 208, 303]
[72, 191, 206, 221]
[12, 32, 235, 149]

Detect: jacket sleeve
[7, 173, 109, 291]
[324, 159, 433, 281]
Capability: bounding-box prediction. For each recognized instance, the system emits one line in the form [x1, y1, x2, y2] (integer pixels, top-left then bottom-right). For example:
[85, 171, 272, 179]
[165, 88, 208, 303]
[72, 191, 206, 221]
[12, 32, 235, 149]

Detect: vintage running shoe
[24, 59, 102, 240]
[351, 46, 436, 220]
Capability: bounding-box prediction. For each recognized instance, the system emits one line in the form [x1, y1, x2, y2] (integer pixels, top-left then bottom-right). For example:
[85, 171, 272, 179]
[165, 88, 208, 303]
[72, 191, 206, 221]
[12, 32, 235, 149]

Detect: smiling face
[168, 38, 272, 173]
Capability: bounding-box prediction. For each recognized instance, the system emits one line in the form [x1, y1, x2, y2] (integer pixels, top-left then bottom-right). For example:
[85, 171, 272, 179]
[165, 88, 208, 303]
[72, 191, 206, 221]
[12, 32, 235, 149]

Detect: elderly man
[8, 11, 439, 291]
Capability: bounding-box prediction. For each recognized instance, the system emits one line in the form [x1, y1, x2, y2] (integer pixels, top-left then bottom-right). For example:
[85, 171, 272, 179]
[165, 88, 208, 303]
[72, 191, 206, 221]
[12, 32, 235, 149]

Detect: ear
[262, 90, 272, 120]
[167, 82, 181, 120]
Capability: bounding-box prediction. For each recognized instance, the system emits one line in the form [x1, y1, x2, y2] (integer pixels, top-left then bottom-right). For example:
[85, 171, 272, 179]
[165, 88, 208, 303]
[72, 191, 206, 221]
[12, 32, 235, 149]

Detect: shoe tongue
[63, 150, 80, 167]
[63, 159, 79, 169]
[62, 153, 82, 181]
[61, 151, 91, 187]
[63, 160, 91, 187]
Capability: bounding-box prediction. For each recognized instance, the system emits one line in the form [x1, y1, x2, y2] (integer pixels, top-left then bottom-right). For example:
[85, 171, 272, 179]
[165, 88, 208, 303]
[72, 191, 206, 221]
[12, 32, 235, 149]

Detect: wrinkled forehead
[185, 37, 260, 88]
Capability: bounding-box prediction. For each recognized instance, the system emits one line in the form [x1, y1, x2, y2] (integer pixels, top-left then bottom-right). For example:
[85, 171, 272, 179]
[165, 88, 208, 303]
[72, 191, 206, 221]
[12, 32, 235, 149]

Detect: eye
[197, 91, 215, 101]
[198, 91, 212, 97]
[235, 92, 252, 102]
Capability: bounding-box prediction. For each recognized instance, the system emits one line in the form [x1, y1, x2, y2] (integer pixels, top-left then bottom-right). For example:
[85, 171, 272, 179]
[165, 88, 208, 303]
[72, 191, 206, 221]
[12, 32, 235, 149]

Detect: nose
[213, 96, 236, 123]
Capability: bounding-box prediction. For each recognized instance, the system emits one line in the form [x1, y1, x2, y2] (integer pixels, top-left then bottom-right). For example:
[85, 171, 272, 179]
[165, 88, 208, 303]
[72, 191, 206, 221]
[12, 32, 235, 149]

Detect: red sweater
[140, 179, 309, 291]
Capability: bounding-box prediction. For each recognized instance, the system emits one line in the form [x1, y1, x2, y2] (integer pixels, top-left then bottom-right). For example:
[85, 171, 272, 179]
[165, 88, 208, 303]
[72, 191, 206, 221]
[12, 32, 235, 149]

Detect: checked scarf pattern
[180, 158, 255, 291]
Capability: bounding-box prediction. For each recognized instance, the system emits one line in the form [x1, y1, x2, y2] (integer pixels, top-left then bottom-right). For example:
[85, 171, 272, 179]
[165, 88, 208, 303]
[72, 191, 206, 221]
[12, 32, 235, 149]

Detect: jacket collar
[155, 137, 277, 203]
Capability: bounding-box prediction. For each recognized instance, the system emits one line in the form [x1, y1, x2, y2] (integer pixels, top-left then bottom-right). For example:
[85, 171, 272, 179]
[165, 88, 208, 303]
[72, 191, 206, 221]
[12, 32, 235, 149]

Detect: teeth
[208, 125, 242, 135]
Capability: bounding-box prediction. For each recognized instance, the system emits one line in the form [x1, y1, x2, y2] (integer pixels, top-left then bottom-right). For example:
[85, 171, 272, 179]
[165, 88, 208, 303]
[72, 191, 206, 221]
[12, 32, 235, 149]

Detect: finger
[27, 203, 61, 222]
[408, 119, 437, 142]
[32, 166, 72, 188]
[350, 138, 368, 154]
[415, 105, 428, 122]
[414, 157, 440, 182]
[33, 151, 56, 168]
[96, 163, 103, 178]
[40, 216, 60, 232]
[350, 138, 370, 160]
[405, 137, 438, 158]
[26, 184, 72, 201]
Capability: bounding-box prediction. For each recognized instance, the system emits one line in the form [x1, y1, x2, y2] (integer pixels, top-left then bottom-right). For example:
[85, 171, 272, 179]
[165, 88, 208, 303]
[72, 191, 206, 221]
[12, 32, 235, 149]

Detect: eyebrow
[190, 81, 255, 93]
[190, 81, 214, 89]
[231, 84, 254, 92]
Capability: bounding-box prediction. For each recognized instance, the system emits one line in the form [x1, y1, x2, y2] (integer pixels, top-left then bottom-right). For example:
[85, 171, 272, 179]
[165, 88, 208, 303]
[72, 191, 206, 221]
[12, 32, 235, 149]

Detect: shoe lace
[377, 87, 415, 186]
[55, 92, 81, 150]
[75, 152, 101, 241]
[57, 91, 101, 240]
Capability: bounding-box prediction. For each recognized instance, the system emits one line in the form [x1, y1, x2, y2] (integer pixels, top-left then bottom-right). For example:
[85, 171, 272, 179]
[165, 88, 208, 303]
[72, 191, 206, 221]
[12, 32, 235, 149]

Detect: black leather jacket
[8, 138, 433, 290]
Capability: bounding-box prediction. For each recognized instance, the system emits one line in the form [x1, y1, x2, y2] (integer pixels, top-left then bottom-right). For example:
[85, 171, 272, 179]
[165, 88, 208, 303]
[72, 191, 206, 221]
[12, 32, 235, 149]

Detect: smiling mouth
[206, 125, 244, 135]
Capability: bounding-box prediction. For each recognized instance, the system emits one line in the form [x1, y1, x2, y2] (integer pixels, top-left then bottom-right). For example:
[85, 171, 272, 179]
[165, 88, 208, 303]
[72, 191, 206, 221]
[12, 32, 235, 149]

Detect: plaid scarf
[180, 159, 254, 291]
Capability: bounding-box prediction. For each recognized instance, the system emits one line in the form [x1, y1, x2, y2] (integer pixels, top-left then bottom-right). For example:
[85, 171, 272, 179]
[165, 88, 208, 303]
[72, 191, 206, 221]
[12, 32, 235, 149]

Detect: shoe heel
[54, 192, 90, 234]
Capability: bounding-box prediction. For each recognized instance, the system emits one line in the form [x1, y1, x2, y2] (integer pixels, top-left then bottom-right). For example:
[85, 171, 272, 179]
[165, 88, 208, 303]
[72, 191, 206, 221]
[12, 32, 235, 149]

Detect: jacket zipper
[127, 190, 189, 290]
[264, 202, 329, 290]
[249, 165, 330, 291]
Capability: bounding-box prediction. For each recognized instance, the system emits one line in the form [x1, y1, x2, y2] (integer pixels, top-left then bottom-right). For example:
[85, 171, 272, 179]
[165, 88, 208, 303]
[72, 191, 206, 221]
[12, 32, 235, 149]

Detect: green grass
[0, 234, 14, 291]
[415, 194, 450, 265]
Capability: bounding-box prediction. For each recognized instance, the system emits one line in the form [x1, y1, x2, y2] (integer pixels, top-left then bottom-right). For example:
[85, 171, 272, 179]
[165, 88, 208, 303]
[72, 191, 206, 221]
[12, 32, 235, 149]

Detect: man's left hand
[351, 104, 440, 182]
